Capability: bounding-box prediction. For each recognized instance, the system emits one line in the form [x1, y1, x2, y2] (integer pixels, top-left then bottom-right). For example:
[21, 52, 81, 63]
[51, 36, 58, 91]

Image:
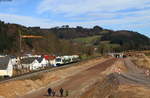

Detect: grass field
[132, 54, 150, 69]
[73, 35, 120, 50]
[73, 35, 100, 44]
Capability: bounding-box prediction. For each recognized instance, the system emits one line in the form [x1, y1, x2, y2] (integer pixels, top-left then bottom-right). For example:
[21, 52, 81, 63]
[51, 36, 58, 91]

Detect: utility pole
[18, 29, 43, 74]
[18, 29, 23, 74]
[19, 29, 22, 54]
[17, 28, 44, 74]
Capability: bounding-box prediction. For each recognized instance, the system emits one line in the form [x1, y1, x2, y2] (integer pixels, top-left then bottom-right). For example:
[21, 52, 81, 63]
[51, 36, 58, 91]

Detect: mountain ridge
[0, 21, 150, 55]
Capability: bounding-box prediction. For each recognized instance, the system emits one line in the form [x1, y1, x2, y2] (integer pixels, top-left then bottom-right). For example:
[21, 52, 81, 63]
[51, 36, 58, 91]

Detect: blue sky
[0, 0, 150, 37]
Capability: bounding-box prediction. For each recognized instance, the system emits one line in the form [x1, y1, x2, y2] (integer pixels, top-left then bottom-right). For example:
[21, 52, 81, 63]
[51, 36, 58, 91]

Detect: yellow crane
[21, 35, 43, 39]
[18, 29, 43, 53]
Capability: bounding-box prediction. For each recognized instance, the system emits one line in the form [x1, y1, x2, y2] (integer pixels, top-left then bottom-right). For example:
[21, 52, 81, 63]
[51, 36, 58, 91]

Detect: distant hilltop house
[0, 56, 14, 77]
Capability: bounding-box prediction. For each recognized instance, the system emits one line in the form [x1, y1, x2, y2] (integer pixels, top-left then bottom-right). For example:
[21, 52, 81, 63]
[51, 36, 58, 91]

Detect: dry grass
[116, 84, 150, 98]
[25, 74, 44, 81]
[81, 76, 150, 98]
[131, 54, 150, 69]
[80, 73, 119, 98]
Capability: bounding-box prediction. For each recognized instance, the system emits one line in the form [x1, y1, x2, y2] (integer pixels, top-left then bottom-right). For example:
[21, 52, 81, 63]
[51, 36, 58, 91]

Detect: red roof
[44, 55, 56, 60]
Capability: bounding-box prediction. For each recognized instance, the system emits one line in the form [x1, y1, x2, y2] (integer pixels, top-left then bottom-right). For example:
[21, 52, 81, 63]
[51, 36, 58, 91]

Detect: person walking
[48, 88, 52, 96]
[52, 90, 56, 96]
[59, 88, 64, 97]
[65, 90, 69, 97]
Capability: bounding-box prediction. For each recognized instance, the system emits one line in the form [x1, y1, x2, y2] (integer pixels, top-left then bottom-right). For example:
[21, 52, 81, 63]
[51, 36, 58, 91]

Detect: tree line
[0, 21, 150, 56]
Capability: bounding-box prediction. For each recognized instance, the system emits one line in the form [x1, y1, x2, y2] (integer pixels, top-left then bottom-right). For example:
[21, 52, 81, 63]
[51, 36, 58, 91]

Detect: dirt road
[81, 58, 150, 98]
[117, 58, 150, 86]
[20, 58, 117, 98]
[3, 57, 150, 98]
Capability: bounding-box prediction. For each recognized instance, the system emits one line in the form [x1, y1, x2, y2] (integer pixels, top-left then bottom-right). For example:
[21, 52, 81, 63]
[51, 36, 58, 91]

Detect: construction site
[0, 0, 150, 98]
[0, 51, 150, 98]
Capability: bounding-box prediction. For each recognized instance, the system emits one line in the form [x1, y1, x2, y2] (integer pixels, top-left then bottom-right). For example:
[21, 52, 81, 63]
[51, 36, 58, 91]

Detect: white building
[49, 59, 56, 67]
[37, 57, 49, 68]
[21, 57, 40, 70]
[0, 56, 14, 77]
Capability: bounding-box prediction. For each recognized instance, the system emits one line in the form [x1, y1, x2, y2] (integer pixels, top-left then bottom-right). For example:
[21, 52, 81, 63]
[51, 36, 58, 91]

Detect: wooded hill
[0, 20, 150, 55]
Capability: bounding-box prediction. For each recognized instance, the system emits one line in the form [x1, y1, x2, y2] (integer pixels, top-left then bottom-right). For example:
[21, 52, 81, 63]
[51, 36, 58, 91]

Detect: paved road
[20, 58, 117, 98]
[115, 58, 150, 87]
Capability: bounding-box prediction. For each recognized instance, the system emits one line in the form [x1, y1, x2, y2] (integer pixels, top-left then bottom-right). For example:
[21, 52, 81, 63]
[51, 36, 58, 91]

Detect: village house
[21, 57, 40, 70]
[44, 55, 56, 67]
[0, 56, 14, 77]
[37, 56, 49, 68]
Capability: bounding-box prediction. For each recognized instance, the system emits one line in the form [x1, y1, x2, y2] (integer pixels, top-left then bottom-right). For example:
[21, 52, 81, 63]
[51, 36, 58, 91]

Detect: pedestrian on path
[65, 90, 69, 97]
[59, 88, 64, 97]
[52, 90, 56, 96]
[48, 88, 52, 96]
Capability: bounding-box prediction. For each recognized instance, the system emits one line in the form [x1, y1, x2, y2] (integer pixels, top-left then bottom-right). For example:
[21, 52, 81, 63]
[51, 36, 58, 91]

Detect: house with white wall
[21, 57, 40, 70]
[37, 57, 49, 68]
[0, 56, 14, 77]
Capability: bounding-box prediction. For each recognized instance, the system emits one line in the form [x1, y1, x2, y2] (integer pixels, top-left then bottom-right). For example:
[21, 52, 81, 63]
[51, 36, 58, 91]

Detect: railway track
[0, 62, 80, 84]
[0, 57, 101, 84]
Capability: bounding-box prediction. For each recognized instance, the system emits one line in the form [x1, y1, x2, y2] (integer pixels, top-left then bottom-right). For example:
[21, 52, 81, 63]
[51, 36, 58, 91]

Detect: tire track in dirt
[81, 58, 150, 98]
[80, 71, 145, 98]
[117, 58, 150, 86]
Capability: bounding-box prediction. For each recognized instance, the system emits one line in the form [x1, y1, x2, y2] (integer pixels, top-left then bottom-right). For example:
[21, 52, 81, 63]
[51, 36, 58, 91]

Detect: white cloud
[37, 0, 150, 31]
[0, 13, 76, 28]
[38, 0, 150, 15]
[0, 12, 149, 37]
[0, 0, 150, 37]
[0, 11, 150, 29]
